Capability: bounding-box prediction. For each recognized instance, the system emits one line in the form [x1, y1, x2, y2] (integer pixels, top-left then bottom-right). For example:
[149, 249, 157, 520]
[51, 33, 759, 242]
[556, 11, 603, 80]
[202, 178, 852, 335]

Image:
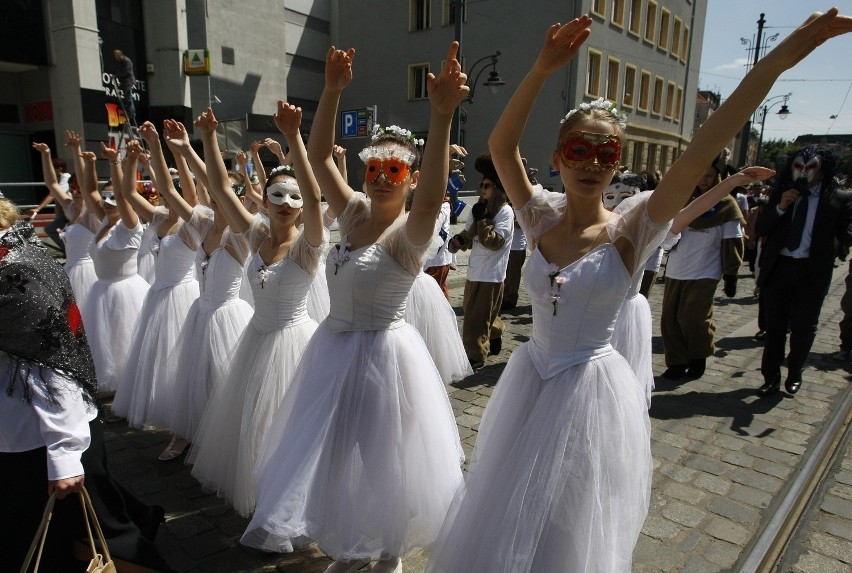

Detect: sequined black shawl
[0, 220, 98, 404]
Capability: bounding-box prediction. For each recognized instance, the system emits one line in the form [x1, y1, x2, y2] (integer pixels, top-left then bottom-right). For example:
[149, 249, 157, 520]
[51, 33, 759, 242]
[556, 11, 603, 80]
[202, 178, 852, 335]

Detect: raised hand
[449, 144, 468, 158]
[427, 42, 469, 116]
[163, 119, 191, 151]
[80, 150, 97, 163]
[264, 137, 284, 155]
[735, 166, 775, 185]
[65, 130, 82, 149]
[194, 107, 219, 134]
[32, 142, 51, 155]
[768, 8, 852, 70]
[100, 141, 119, 163]
[235, 151, 248, 168]
[138, 121, 160, 146]
[325, 46, 355, 91]
[333, 145, 346, 159]
[532, 16, 593, 76]
[125, 139, 144, 160]
[138, 151, 152, 170]
[274, 101, 302, 136]
[249, 140, 263, 153]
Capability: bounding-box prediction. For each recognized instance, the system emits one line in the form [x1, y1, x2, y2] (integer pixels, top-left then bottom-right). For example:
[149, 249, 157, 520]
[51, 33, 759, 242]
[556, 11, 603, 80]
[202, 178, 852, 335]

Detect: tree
[757, 138, 796, 170]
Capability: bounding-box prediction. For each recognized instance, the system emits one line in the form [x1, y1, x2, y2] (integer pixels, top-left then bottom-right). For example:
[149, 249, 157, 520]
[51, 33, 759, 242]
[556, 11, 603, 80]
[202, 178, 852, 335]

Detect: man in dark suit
[755, 146, 852, 397]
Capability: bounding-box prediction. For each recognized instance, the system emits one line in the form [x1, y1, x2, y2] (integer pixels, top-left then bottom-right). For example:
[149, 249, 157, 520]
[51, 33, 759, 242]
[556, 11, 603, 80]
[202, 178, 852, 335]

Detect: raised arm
[275, 101, 323, 247]
[333, 145, 348, 181]
[78, 151, 105, 221]
[407, 41, 469, 245]
[163, 119, 208, 203]
[235, 151, 264, 212]
[65, 131, 87, 193]
[649, 8, 852, 224]
[135, 151, 156, 223]
[264, 137, 291, 167]
[195, 108, 254, 233]
[489, 17, 593, 210]
[138, 121, 194, 221]
[249, 140, 267, 190]
[31, 143, 72, 210]
[671, 167, 775, 234]
[307, 46, 358, 217]
[103, 142, 156, 222]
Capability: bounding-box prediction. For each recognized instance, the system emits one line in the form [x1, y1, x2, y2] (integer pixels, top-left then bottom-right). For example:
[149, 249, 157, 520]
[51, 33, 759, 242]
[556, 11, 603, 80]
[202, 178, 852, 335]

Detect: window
[587, 49, 602, 97]
[442, 0, 467, 26]
[658, 9, 670, 51]
[681, 25, 690, 62]
[644, 1, 657, 44]
[665, 81, 676, 118]
[672, 17, 682, 58]
[606, 58, 619, 101]
[638, 70, 651, 111]
[652, 76, 664, 115]
[674, 86, 683, 122]
[410, 0, 431, 31]
[611, 0, 625, 27]
[408, 63, 430, 100]
[623, 65, 636, 108]
[592, 0, 606, 18]
[629, 0, 642, 36]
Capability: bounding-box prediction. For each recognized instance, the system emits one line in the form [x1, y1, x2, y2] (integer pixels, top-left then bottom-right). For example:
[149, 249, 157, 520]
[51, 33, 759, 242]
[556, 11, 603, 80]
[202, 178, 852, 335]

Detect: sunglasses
[364, 158, 412, 186]
[559, 131, 622, 171]
[479, 182, 494, 190]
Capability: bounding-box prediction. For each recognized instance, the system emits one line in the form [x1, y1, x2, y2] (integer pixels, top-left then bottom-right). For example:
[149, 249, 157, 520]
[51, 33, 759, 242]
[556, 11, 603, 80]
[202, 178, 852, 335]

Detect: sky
[698, 1, 852, 143]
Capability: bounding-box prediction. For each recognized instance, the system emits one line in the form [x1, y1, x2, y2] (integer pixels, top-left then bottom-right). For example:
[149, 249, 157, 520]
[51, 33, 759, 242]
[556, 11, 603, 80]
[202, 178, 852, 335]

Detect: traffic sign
[340, 106, 376, 139]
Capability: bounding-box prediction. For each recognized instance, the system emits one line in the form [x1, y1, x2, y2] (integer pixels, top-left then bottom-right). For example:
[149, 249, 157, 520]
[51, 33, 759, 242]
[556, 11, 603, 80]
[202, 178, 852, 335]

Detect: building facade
[333, 0, 706, 189]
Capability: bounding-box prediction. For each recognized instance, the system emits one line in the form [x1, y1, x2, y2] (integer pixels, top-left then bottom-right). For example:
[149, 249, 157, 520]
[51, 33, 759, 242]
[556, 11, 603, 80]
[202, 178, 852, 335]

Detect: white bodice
[63, 222, 94, 268]
[325, 243, 415, 332]
[197, 247, 246, 310]
[89, 222, 142, 281]
[152, 233, 197, 287]
[247, 252, 313, 333]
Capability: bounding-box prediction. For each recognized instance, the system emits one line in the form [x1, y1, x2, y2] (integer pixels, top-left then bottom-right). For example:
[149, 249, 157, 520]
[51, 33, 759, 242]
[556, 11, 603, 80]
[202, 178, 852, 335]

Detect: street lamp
[451, 51, 504, 145]
[755, 93, 791, 165]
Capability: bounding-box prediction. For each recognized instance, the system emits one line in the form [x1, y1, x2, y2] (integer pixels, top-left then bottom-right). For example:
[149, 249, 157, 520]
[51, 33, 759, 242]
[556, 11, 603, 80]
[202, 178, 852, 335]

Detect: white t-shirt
[465, 203, 514, 283]
[510, 221, 527, 251]
[665, 221, 742, 280]
[425, 201, 453, 268]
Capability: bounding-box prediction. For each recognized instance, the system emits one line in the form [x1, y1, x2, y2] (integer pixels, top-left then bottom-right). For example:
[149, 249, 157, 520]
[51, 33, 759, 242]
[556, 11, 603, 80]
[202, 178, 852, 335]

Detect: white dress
[137, 209, 166, 284]
[405, 272, 472, 384]
[112, 208, 207, 428]
[426, 189, 670, 573]
[61, 203, 99, 314]
[164, 207, 254, 440]
[242, 195, 464, 560]
[612, 269, 654, 408]
[189, 214, 326, 517]
[82, 220, 150, 393]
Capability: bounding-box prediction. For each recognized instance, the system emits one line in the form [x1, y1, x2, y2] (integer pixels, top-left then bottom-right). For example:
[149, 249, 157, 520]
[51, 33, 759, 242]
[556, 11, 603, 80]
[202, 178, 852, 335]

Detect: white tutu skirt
[66, 259, 98, 319]
[189, 318, 318, 517]
[406, 274, 472, 384]
[82, 276, 150, 393]
[612, 293, 654, 408]
[242, 322, 464, 559]
[165, 298, 253, 439]
[426, 347, 651, 573]
[112, 280, 200, 427]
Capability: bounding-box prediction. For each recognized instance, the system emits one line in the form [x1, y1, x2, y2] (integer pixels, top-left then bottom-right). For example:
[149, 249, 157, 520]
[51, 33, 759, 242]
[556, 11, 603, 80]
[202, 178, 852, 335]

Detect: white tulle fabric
[612, 270, 654, 408]
[82, 220, 149, 392]
[242, 194, 463, 559]
[426, 188, 670, 573]
[137, 207, 168, 284]
[112, 207, 209, 428]
[189, 214, 326, 517]
[62, 204, 99, 314]
[405, 272, 472, 384]
[164, 209, 254, 439]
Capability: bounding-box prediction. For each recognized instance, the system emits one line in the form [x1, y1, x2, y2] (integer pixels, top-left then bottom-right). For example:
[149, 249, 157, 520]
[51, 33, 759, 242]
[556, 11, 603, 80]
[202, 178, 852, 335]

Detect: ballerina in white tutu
[188, 103, 327, 517]
[241, 42, 467, 573]
[112, 123, 206, 435]
[426, 11, 852, 573]
[31, 134, 98, 313]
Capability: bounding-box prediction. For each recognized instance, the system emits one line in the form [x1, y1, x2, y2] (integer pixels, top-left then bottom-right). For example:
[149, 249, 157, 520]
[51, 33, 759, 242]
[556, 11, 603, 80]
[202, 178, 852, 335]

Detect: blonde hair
[558, 107, 626, 142]
[0, 197, 20, 230]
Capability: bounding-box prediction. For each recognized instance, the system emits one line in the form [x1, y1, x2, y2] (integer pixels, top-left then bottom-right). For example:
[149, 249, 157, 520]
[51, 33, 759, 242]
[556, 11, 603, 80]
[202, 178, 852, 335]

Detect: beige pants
[661, 277, 719, 366]
[462, 280, 505, 363]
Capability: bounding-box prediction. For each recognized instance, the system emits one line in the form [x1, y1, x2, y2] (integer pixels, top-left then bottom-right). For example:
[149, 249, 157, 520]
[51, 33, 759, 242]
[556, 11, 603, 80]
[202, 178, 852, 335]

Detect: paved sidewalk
[100, 232, 852, 572]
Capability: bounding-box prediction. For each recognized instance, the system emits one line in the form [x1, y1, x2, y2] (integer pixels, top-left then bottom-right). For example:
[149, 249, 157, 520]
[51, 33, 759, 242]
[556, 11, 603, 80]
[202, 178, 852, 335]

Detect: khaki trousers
[660, 277, 719, 366]
[462, 280, 505, 363]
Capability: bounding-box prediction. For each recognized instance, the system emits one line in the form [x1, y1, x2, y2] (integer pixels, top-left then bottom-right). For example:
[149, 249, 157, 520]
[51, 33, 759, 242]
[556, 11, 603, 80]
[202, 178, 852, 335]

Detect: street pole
[451, 0, 464, 145]
[737, 13, 765, 167]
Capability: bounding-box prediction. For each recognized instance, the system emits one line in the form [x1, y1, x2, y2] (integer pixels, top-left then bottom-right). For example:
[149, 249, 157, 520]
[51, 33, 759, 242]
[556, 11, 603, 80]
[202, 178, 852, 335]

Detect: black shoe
[469, 359, 484, 371]
[686, 358, 706, 379]
[785, 372, 802, 394]
[753, 330, 766, 340]
[488, 337, 502, 356]
[661, 365, 688, 381]
[757, 375, 781, 397]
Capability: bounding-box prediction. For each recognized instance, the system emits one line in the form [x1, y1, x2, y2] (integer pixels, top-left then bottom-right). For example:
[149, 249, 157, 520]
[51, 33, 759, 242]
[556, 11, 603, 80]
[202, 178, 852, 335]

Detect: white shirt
[779, 183, 821, 259]
[510, 222, 527, 251]
[465, 203, 514, 283]
[425, 201, 453, 268]
[0, 352, 97, 480]
[665, 221, 743, 280]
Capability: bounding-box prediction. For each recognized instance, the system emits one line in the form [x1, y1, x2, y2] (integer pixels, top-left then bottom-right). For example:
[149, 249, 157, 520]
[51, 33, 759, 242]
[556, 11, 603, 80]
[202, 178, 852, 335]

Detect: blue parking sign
[341, 110, 358, 138]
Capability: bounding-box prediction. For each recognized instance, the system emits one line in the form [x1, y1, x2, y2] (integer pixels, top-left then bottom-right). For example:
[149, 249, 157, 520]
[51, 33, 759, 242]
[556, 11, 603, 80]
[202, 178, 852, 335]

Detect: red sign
[24, 101, 53, 122]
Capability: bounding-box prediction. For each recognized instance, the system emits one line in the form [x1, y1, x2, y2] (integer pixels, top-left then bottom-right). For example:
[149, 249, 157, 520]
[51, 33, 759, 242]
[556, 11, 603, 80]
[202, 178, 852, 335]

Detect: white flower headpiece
[561, 97, 628, 130]
[370, 124, 424, 147]
[358, 145, 417, 166]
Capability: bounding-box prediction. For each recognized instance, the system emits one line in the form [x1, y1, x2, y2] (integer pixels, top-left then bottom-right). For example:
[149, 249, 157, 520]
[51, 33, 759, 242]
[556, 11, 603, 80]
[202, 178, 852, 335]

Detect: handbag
[19, 486, 116, 573]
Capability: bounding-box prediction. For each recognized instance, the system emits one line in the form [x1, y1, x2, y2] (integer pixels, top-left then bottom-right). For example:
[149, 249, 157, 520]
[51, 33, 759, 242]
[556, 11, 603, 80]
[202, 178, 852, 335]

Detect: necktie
[786, 194, 809, 251]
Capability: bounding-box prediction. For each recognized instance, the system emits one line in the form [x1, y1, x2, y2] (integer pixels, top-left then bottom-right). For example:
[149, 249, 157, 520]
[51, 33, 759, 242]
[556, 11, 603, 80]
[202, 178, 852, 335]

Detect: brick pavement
[99, 224, 852, 572]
